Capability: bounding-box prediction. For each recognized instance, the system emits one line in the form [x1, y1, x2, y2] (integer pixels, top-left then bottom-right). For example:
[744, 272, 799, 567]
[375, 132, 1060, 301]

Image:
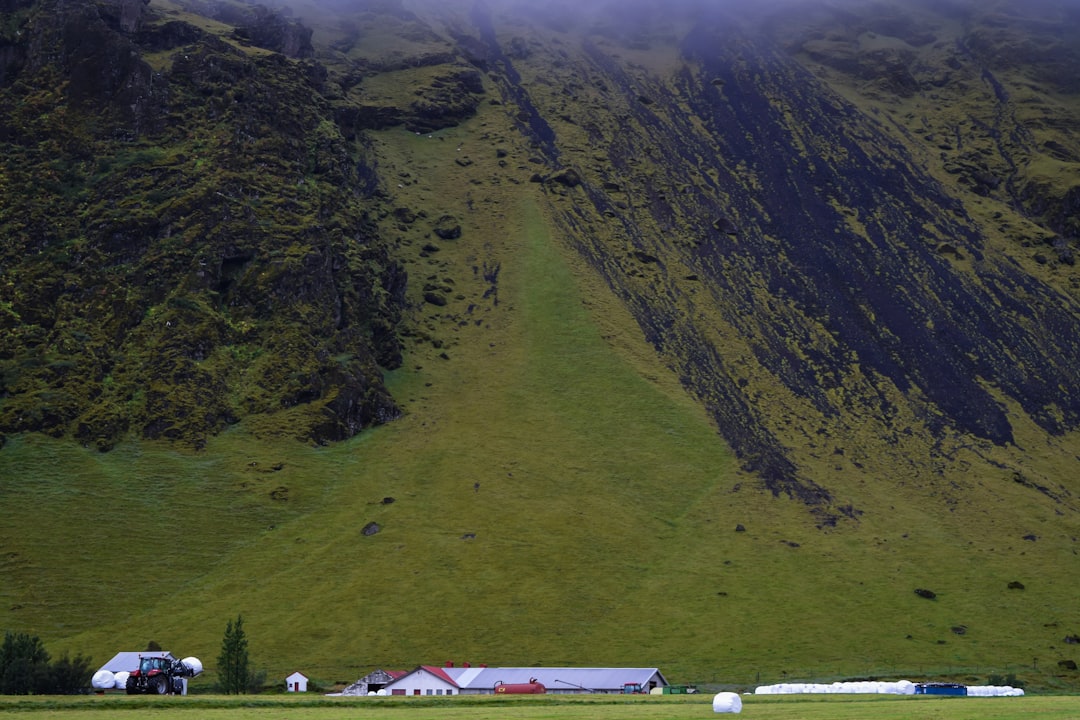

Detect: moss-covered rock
[0, 0, 405, 448]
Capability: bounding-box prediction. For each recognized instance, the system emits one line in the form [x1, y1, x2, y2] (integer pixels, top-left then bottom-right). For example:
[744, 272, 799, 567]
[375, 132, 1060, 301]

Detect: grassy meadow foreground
[1, 694, 1078, 720]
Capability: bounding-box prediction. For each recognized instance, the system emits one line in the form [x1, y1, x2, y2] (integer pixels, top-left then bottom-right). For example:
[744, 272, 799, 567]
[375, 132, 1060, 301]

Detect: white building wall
[389, 669, 457, 696]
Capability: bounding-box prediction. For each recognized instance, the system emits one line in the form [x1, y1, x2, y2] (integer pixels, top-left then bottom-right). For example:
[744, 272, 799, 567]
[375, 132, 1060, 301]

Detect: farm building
[97, 651, 176, 675]
[380, 665, 668, 696]
[285, 671, 309, 692]
[338, 668, 407, 695]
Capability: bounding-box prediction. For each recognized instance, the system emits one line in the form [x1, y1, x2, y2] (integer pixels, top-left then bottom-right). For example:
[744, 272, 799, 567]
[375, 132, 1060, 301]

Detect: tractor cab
[622, 682, 645, 694]
[136, 656, 169, 677]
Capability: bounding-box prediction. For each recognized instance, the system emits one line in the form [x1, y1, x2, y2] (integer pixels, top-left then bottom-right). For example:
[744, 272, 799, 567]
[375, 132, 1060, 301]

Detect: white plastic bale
[182, 657, 203, 676]
[91, 670, 114, 690]
[113, 671, 129, 689]
[712, 691, 743, 713]
[968, 685, 1025, 697]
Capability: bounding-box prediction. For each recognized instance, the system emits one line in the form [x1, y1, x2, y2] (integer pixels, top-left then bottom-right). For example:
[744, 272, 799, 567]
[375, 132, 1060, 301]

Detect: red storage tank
[494, 678, 546, 694]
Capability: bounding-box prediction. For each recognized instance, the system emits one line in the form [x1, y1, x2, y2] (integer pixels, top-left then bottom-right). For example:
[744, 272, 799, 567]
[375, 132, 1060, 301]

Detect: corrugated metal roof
[98, 651, 174, 673]
[419, 665, 460, 687]
[442, 667, 667, 692]
[451, 666, 486, 686]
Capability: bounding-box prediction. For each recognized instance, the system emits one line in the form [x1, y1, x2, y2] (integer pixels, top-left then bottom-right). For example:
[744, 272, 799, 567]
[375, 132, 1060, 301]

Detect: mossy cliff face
[1, 0, 1078, 510]
[399, 0, 1080, 519]
[0, 0, 405, 449]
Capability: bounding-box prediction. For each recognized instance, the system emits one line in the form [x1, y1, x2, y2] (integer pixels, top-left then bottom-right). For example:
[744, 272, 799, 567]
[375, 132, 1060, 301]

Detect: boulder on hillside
[433, 215, 462, 240]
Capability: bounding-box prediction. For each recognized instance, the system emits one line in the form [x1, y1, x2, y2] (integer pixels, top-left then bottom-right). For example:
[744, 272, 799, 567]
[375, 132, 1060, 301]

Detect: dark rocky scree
[489, 6, 1080, 516]
[0, 0, 406, 448]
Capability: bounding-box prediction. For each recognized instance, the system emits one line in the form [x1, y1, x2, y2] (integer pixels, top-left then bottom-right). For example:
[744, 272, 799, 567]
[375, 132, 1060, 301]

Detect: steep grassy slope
[2, 0, 1080, 692]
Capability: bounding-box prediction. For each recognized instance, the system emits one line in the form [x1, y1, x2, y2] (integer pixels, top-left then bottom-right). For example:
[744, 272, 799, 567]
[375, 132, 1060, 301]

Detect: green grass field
[0, 693, 1077, 720]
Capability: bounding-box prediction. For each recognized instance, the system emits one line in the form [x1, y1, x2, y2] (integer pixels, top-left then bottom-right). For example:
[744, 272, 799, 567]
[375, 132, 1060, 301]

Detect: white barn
[382, 665, 668, 696]
[286, 671, 309, 692]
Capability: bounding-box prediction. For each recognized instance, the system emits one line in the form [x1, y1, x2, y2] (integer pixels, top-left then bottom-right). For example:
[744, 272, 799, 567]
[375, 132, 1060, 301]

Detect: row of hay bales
[91, 670, 131, 690]
[754, 680, 1023, 696]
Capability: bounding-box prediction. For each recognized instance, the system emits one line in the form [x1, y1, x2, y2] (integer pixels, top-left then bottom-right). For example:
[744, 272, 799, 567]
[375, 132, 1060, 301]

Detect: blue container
[915, 683, 967, 696]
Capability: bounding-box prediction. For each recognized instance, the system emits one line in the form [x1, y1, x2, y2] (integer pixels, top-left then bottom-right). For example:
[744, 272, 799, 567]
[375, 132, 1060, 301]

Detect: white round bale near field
[113, 671, 129, 689]
[91, 670, 114, 690]
[713, 691, 742, 713]
[182, 657, 204, 676]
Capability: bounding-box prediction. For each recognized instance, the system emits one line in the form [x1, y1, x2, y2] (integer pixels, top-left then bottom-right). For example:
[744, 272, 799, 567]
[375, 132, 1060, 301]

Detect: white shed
[286, 671, 309, 693]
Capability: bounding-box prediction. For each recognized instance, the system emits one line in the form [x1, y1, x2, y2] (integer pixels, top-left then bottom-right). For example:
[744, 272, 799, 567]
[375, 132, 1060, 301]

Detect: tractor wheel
[125, 676, 139, 695]
[154, 676, 168, 694]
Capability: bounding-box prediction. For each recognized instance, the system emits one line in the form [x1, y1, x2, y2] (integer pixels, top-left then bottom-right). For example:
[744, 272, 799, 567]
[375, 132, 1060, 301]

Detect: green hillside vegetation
[4, 693, 1080, 720]
[2, 0, 1079, 694]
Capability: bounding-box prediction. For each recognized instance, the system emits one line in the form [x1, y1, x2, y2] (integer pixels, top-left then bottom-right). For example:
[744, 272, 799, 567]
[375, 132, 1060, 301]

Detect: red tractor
[125, 654, 197, 695]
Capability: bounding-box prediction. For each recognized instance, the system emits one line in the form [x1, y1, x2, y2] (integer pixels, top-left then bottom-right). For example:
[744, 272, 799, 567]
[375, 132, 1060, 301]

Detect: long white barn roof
[443, 667, 668, 691]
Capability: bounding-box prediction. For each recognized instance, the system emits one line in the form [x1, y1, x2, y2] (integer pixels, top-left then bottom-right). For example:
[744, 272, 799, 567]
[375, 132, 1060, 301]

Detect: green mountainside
[1, 0, 1079, 691]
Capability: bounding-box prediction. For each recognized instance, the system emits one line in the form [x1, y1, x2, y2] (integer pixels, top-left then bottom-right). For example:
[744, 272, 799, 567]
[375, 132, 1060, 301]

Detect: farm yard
[0, 693, 1077, 720]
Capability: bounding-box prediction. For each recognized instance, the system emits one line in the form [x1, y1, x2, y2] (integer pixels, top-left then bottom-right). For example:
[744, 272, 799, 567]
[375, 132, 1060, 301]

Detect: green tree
[45, 652, 93, 695]
[0, 632, 51, 694]
[216, 615, 250, 694]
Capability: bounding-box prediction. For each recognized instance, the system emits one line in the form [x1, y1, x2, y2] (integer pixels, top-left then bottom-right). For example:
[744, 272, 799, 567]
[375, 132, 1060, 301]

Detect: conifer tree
[216, 615, 250, 694]
[0, 632, 50, 694]
[0, 632, 88, 694]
